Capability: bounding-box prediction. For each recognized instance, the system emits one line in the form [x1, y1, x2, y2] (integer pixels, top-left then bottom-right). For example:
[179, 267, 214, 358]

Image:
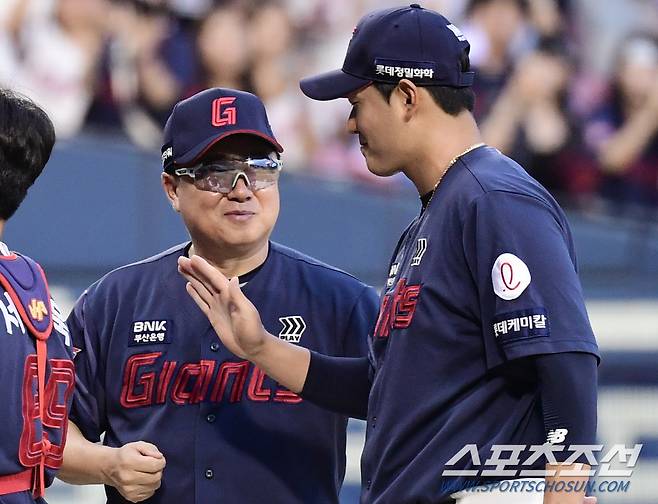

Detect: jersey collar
[181, 241, 271, 288]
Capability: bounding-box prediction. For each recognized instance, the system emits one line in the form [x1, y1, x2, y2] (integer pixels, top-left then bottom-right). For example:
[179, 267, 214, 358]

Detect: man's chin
[364, 157, 397, 178]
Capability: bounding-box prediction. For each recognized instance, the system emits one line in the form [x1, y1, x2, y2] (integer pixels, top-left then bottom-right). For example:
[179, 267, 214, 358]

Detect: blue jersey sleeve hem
[501, 339, 600, 363]
[68, 413, 102, 443]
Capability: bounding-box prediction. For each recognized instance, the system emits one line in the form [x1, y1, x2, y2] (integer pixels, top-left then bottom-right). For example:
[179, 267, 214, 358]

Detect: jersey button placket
[205, 468, 214, 479]
[210, 342, 220, 352]
[206, 414, 216, 423]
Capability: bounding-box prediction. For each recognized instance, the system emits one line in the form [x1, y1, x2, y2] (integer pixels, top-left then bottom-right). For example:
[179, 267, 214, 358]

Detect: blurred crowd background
[1, 0, 658, 214]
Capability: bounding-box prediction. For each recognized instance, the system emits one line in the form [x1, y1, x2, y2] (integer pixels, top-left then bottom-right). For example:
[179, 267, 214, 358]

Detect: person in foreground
[58, 87, 377, 503]
[178, 5, 600, 504]
[0, 88, 75, 502]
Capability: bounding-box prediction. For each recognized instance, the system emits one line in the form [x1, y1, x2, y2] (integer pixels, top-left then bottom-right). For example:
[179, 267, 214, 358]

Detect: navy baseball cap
[162, 88, 283, 173]
[300, 4, 474, 101]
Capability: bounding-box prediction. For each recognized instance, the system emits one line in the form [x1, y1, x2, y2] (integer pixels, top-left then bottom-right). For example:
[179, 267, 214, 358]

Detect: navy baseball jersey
[360, 146, 599, 503]
[0, 243, 75, 504]
[68, 241, 377, 504]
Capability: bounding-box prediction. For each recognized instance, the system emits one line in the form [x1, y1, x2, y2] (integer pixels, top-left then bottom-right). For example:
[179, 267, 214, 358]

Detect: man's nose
[226, 173, 253, 201]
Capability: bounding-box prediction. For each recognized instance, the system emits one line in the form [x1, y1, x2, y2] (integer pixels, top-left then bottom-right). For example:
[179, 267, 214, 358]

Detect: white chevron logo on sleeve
[278, 316, 307, 343]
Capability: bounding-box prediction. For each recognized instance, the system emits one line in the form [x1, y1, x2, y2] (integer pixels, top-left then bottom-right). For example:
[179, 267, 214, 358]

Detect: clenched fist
[101, 441, 166, 503]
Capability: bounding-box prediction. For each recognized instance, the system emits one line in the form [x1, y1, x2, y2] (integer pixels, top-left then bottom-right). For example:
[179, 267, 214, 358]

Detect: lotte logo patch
[212, 97, 237, 127]
[491, 253, 531, 300]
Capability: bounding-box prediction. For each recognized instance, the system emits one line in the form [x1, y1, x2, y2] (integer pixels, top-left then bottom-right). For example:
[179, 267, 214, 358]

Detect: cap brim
[176, 130, 284, 167]
[300, 69, 372, 101]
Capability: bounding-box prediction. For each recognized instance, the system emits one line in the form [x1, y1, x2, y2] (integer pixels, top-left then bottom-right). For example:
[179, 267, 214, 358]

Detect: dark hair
[373, 49, 476, 116]
[0, 89, 55, 220]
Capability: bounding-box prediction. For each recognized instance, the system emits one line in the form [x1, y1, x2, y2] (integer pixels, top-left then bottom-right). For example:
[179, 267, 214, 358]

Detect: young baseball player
[0, 89, 75, 502]
[178, 5, 600, 504]
[57, 88, 378, 504]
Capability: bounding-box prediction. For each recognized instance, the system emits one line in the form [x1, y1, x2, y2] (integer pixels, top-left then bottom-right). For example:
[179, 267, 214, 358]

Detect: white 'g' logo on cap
[491, 253, 531, 300]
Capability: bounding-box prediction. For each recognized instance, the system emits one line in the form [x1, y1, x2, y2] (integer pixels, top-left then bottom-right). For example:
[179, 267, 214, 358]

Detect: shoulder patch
[491, 253, 531, 300]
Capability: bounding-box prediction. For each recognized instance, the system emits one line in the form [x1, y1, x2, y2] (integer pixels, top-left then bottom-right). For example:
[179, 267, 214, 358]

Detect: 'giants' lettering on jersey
[120, 353, 302, 408]
[374, 278, 422, 338]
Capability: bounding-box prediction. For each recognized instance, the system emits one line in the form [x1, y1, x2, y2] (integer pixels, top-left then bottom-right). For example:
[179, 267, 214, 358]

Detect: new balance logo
[278, 316, 306, 343]
[410, 238, 428, 266]
[212, 97, 237, 127]
[546, 428, 569, 444]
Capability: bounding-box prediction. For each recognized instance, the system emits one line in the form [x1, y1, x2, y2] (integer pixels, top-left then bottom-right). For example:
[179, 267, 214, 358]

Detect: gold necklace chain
[427, 142, 485, 207]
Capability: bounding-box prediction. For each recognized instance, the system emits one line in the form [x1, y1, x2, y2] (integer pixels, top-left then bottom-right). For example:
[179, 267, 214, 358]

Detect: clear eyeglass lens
[190, 158, 281, 194]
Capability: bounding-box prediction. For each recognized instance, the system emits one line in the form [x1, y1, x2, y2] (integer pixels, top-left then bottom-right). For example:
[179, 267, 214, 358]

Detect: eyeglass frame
[173, 157, 283, 194]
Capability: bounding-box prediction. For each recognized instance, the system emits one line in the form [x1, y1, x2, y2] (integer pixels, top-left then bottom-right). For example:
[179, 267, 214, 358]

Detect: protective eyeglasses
[174, 157, 282, 194]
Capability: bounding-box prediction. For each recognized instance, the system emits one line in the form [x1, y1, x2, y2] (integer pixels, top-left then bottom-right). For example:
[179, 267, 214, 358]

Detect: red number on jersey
[19, 355, 75, 469]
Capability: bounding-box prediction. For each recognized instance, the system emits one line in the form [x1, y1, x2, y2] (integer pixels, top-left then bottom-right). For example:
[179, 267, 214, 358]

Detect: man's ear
[162, 173, 181, 212]
[396, 79, 419, 120]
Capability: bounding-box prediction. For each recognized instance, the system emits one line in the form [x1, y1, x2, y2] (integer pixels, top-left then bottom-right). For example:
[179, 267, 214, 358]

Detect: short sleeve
[462, 191, 599, 368]
[67, 289, 108, 442]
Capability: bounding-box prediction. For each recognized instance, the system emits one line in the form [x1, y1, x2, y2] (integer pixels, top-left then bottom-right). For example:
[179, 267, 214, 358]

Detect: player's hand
[102, 441, 166, 503]
[178, 255, 269, 359]
[583, 498, 597, 504]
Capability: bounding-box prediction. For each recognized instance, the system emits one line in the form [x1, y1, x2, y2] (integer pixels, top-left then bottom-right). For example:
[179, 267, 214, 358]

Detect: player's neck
[404, 113, 482, 195]
[0, 220, 4, 239]
[188, 240, 269, 279]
